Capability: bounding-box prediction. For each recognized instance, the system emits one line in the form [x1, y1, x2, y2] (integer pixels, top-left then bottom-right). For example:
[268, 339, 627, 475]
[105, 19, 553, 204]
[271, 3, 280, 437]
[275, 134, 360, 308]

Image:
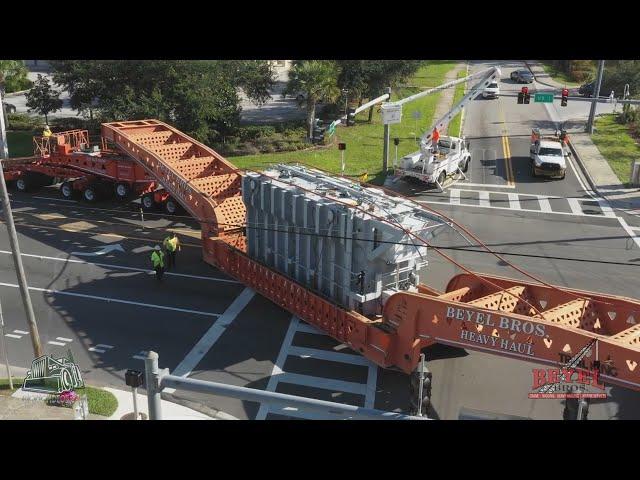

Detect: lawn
[447, 69, 467, 137]
[6, 130, 36, 158]
[591, 113, 640, 185]
[0, 377, 118, 417]
[229, 61, 459, 184]
[538, 62, 584, 88]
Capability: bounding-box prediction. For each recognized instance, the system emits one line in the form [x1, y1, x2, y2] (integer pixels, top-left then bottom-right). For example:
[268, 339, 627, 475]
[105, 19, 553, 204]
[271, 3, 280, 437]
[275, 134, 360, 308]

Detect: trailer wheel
[114, 183, 130, 201]
[15, 177, 30, 192]
[164, 198, 179, 215]
[60, 182, 75, 199]
[141, 192, 157, 212]
[83, 185, 98, 203]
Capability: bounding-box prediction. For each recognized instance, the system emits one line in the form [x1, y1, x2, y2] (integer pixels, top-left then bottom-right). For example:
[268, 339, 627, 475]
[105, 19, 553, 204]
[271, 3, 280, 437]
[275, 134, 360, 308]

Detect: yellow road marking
[59, 221, 97, 232]
[497, 99, 516, 187]
[504, 135, 515, 187]
[34, 213, 67, 221]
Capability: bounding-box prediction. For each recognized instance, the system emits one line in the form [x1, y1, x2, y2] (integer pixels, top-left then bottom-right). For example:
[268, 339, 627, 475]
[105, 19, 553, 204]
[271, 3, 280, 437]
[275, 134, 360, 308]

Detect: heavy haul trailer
[1, 129, 158, 203]
[101, 119, 640, 393]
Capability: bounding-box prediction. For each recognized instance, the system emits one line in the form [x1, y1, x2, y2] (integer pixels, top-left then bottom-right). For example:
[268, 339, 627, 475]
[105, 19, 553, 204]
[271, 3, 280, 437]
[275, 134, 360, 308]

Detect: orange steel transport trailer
[25, 119, 635, 393]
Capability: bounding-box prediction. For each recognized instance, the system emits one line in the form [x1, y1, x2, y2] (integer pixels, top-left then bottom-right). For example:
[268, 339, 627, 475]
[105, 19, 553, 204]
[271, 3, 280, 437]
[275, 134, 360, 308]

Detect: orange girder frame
[102, 119, 640, 392]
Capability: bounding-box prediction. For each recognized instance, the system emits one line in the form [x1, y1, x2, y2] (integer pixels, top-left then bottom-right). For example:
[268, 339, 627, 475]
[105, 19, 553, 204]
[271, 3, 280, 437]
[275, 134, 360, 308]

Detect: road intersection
[2, 61, 639, 420]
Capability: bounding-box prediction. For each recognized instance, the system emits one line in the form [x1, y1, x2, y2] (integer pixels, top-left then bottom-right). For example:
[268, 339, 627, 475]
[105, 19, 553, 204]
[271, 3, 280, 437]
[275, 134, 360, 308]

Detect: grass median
[537, 62, 584, 88]
[230, 61, 459, 184]
[591, 114, 640, 186]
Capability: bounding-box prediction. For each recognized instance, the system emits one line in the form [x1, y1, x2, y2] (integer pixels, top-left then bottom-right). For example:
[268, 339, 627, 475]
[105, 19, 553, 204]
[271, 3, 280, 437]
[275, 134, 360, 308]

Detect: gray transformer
[242, 165, 449, 316]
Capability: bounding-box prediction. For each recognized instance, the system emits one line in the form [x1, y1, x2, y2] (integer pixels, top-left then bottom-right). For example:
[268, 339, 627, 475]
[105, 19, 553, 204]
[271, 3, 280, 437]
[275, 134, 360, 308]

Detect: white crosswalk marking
[596, 199, 616, 218]
[56, 337, 73, 343]
[5, 334, 22, 339]
[508, 193, 521, 210]
[478, 190, 490, 207]
[450, 189, 460, 205]
[256, 316, 379, 420]
[567, 197, 584, 215]
[13, 330, 29, 335]
[47, 341, 66, 346]
[537, 196, 552, 213]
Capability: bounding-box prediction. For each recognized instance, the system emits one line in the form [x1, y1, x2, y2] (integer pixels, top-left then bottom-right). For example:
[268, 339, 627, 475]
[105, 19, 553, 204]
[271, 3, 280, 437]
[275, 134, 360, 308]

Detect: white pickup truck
[395, 136, 471, 186]
[529, 129, 571, 179]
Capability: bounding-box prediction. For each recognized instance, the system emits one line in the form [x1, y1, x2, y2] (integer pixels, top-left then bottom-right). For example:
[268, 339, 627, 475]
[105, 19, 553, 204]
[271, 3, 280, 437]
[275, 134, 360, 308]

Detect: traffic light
[346, 107, 356, 127]
[561, 88, 569, 107]
[409, 369, 432, 415]
[517, 92, 524, 104]
[312, 118, 325, 144]
[522, 87, 530, 104]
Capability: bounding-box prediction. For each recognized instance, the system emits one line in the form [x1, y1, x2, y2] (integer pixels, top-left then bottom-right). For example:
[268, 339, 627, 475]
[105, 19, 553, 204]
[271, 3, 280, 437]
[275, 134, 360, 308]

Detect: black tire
[461, 157, 470, 173]
[60, 181, 75, 199]
[114, 182, 130, 201]
[164, 197, 179, 215]
[531, 161, 538, 178]
[15, 176, 30, 192]
[437, 170, 446, 186]
[82, 185, 98, 203]
[141, 192, 157, 212]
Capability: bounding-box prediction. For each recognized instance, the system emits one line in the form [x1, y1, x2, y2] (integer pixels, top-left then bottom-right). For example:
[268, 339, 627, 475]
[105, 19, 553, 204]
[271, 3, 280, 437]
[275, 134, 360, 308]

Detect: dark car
[578, 81, 613, 98]
[510, 69, 534, 83]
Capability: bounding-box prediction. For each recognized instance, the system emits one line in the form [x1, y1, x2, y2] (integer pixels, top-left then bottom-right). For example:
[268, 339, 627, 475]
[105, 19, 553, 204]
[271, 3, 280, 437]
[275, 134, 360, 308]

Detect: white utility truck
[529, 128, 571, 179]
[393, 66, 501, 190]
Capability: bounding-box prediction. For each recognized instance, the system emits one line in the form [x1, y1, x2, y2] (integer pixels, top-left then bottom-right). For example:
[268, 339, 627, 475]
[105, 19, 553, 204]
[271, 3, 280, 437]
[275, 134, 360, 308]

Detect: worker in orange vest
[431, 127, 440, 153]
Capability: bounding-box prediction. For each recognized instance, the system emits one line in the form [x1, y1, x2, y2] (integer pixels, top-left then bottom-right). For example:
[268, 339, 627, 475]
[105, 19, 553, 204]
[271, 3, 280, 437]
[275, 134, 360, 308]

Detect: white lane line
[56, 337, 73, 342]
[88, 347, 106, 353]
[0, 281, 222, 318]
[618, 217, 640, 249]
[32, 196, 76, 203]
[507, 193, 521, 210]
[295, 322, 324, 335]
[164, 287, 256, 394]
[477, 190, 490, 208]
[47, 341, 66, 346]
[13, 330, 29, 335]
[277, 372, 367, 396]
[537, 196, 552, 213]
[0, 250, 241, 284]
[95, 344, 114, 349]
[288, 345, 371, 366]
[459, 182, 515, 189]
[567, 197, 585, 216]
[450, 189, 460, 205]
[417, 199, 604, 218]
[266, 405, 355, 421]
[5, 334, 22, 339]
[256, 315, 300, 420]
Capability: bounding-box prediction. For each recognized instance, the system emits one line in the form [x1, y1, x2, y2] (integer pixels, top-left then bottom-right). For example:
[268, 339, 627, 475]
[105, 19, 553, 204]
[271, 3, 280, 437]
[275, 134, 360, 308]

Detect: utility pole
[0, 89, 43, 358]
[586, 60, 605, 134]
[382, 87, 392, 173]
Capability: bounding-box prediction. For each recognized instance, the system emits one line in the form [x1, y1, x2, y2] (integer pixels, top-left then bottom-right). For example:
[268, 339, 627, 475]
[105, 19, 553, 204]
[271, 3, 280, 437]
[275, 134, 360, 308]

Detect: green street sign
[534, 92, 554, 103]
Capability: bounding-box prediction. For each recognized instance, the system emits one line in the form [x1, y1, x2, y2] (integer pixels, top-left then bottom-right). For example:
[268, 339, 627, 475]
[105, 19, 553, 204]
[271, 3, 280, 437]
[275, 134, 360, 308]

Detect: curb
[162, 392, 239, 420]
[3, 89, 30, 98]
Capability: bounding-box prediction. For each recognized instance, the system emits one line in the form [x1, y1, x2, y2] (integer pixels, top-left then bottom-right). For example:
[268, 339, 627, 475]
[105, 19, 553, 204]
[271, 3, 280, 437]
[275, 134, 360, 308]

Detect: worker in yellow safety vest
[43, 125, 52, 137]
[150, 245, 165, 282]
[163, 233, 181, 271]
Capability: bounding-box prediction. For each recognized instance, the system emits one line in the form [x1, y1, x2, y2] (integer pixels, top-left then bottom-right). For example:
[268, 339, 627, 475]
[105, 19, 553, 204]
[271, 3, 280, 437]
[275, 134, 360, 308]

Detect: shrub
[50, 117, 89, 132]
[4, 76, 33, 93]
[7, 113, 41, 131]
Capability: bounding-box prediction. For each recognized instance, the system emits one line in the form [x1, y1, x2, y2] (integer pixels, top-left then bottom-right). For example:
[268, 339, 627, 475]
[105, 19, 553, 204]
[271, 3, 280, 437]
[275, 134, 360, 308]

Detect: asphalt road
[2, 60, 640, 420]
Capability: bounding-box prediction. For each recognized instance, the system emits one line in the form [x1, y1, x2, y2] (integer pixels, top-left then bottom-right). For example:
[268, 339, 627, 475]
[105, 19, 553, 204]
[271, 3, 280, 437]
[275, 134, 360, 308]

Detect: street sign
[327, 121, 337, 137]
[534, 92, 554, 103]
[381, 103, 402, 125]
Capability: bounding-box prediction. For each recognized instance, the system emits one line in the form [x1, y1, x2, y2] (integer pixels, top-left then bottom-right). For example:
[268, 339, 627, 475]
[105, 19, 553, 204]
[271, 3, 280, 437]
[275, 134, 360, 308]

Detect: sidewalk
[1, 363, 237, 420]
[437, 63, 467, 136]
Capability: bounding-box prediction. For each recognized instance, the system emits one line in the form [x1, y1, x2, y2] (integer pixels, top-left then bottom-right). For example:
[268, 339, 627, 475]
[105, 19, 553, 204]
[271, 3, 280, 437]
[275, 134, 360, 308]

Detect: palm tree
[284, 61, 340, 142]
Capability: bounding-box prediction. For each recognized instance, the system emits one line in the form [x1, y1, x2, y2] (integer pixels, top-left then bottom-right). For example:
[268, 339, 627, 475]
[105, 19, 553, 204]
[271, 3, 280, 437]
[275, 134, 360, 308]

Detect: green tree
[25, 74, 63, 124]
[337, 60, 423, 122]
[0, 60, 31, 94]
[285, 60, 340, 141]
[48, 60, 274, 143]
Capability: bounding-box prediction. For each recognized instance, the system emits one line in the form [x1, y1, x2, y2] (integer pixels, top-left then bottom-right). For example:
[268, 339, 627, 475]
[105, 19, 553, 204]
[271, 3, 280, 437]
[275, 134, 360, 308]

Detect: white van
[482, 81, 500, 99]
